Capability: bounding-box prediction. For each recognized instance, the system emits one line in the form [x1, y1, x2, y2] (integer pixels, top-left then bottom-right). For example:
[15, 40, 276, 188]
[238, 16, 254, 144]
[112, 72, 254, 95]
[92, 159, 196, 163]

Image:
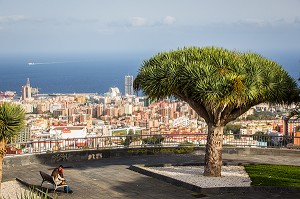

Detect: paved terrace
[3, 149, 300, 199]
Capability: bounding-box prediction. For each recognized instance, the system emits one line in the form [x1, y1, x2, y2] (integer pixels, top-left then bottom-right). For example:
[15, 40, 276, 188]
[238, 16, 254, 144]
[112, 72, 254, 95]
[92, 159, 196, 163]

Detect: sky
[0, 0, 300, 55]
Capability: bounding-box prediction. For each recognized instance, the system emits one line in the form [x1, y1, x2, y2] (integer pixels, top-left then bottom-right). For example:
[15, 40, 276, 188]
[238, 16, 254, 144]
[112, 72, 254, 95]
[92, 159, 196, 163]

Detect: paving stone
[3, 153, 300, 199]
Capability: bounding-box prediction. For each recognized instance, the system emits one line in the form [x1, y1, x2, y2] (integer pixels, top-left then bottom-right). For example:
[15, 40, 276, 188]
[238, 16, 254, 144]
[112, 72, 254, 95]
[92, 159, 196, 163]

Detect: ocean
[0, 51, 299, 95]
[0, 53, 146, 95]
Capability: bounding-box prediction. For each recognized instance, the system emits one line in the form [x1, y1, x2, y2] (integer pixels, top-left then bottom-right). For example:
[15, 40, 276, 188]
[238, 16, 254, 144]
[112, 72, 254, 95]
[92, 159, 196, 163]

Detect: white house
[49, 126, 87, 139]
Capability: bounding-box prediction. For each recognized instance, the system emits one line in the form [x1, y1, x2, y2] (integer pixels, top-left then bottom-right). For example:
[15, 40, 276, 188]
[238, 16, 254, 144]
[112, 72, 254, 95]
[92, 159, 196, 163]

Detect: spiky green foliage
[0, 102, 25, 142]
[134, 46, 299, 125]
[0, 187, 49, 199]
[16, 188, 49, 199]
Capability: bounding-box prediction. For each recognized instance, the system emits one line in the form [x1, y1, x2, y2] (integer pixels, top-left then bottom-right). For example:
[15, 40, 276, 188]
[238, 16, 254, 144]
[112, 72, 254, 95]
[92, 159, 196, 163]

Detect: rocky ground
[1, 180, 28, 199]
[141, 165, 252, 188]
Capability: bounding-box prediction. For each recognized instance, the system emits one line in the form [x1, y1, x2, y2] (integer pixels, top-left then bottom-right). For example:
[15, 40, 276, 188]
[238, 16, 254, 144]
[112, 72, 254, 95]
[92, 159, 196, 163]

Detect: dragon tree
[133, 46, 299, 177]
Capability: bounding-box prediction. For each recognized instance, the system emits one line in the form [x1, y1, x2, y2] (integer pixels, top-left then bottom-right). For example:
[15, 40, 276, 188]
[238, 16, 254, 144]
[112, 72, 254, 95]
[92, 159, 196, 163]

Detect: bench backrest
[40, 171, 55, 184]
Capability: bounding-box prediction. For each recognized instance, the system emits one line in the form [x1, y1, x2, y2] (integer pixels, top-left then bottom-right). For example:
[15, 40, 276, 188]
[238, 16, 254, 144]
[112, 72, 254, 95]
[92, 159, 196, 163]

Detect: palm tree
[134, 46, 299, 177]
[0, 102, 25, 192]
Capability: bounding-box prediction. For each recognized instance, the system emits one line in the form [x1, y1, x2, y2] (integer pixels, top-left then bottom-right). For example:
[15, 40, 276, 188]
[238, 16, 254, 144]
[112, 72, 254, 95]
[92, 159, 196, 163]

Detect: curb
[129, 164, 300, 194]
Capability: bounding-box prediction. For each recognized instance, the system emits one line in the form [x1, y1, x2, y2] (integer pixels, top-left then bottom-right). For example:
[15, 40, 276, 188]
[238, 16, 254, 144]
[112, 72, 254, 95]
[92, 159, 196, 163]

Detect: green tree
[246, 110, 275, 120]
[0, 102, 25, 191]
[134, 46, 299, 177]
[123, 129, 140, 147]
[142, 135, 164, 145]
[224, 124, 241, 135]
[253, 131, 267, 142]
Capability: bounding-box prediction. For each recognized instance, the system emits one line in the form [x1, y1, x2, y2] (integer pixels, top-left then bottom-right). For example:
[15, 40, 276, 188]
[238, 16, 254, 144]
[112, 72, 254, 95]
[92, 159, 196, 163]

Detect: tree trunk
[0, 139, 5, 195]
[203, 124, 224, 177]
[0, 155, 2, 196]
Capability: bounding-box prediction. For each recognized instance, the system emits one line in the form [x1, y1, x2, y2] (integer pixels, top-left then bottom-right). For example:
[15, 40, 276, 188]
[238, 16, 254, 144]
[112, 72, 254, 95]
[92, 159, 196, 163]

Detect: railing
[6, 133, 300, 155]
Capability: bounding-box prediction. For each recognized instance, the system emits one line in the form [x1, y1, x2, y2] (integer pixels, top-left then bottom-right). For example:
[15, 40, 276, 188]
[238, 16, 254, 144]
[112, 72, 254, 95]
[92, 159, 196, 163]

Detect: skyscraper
[22, 78, 32, 100]
[124, 75, 134, 96]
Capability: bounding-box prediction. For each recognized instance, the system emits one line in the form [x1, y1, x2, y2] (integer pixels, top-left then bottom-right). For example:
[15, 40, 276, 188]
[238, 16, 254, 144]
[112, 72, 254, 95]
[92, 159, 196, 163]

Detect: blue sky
[0, 0, 300, 55]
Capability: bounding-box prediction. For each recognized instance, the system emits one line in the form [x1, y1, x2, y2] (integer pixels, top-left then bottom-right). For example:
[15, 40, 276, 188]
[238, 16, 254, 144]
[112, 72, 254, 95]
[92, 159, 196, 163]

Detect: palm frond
[0, 102, 26, 141]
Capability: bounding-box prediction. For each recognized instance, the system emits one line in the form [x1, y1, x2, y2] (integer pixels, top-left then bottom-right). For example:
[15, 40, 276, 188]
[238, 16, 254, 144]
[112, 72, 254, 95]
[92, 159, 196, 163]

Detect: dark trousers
[64, 185, 72, 193]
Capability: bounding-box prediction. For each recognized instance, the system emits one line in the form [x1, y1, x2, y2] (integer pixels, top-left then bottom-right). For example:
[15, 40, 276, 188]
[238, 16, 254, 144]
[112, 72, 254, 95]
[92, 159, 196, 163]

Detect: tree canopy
[134, 46, 299, 125]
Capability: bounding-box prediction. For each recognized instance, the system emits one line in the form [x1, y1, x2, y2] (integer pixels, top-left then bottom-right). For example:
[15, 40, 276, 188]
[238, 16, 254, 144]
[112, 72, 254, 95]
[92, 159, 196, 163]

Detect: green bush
[178, 141, 195, 147]
[122, 130, 141, 147]
[142, 135, 164, 145]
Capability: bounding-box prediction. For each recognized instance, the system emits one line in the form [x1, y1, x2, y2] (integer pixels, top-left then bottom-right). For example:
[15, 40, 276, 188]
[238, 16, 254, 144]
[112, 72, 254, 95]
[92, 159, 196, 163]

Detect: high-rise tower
[22, 78, 32, 100]
[124, 75, 134, 96]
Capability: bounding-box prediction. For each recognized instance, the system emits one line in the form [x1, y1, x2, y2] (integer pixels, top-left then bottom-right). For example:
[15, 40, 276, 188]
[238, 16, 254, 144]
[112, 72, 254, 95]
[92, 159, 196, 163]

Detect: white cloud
[163, 16, 176, 25]
[235, 18, 270, 27]
[233, 17, 300, 28]
[66, 17, 99, 24]
[0, 15, 29, 23]
[96, 28, 115, 34]
[130, 17, 147, 27]
[127, 16, 176, 28]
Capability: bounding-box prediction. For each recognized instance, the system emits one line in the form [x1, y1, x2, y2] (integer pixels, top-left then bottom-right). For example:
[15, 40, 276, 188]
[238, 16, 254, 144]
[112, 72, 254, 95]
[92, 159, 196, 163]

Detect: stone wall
[3, 147, 300, 168]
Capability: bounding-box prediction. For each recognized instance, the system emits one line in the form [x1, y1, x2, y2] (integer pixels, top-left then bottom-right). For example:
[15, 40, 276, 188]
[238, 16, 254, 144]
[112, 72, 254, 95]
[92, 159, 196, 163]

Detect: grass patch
[112, 130, 141, 136]
[112, 130, 128, 136]
[244, 164, 300, 187]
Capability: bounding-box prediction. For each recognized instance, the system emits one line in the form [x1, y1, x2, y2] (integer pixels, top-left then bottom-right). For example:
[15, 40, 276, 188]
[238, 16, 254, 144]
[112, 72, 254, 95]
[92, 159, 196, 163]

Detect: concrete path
[3, 152, 300, 199]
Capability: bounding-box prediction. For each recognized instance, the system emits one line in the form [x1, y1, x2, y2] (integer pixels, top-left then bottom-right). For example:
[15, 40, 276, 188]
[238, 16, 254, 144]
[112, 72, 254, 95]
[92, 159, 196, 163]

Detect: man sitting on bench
[51, 166, 73, 193]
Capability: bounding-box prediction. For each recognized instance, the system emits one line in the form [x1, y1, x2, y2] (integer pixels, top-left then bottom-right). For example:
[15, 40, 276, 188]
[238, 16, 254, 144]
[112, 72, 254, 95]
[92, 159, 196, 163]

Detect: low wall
[3, 146, 300, 168]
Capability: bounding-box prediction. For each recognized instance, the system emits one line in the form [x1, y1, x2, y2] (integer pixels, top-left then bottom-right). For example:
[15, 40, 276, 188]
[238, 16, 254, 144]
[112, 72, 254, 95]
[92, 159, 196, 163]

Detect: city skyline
[18, 76, 135, 96]
[0, 1, 299, 94]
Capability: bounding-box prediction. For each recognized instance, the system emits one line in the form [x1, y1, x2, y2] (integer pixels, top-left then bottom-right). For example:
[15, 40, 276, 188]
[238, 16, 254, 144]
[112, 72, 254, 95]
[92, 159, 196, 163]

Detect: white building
[124, 103, 133, 115]
[21, 78, 32, 101]
[105, 87, 121, 98]
[50, 103, 62, 113]
[49, 126, 87, 139]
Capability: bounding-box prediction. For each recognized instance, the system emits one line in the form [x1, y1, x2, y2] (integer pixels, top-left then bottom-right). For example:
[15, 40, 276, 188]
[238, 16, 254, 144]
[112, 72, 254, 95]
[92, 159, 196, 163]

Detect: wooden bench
[40, 171, 69, 192]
